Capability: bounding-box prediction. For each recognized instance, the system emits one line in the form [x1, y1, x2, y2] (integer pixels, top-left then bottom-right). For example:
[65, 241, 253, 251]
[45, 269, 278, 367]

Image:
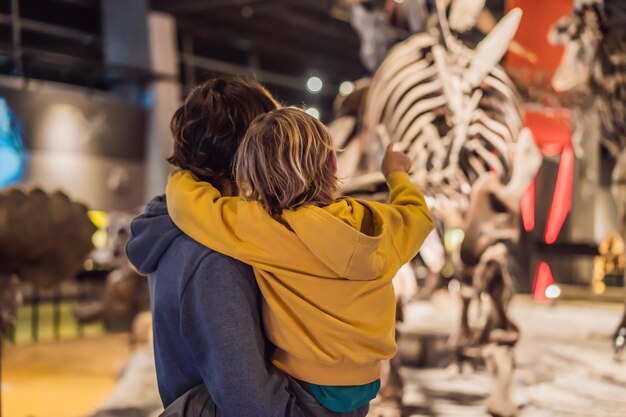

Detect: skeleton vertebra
[76, 211, 150, 333]
[549, 0, 626, 359]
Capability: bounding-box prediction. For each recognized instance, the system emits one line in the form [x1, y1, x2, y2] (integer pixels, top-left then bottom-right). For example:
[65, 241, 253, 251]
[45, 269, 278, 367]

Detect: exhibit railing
[12, 269, 110, 344]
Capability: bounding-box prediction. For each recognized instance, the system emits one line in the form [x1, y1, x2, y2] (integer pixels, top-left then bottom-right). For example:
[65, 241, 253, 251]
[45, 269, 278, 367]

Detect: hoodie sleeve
[381, 171, 435, 265]
[166, 170, 258, 262]
[166, 171, 304, 271]
[179, 252, 306, 417]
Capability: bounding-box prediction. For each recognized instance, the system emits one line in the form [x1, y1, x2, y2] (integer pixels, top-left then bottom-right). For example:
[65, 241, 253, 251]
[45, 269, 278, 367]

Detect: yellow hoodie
[166, 170, 434, 385]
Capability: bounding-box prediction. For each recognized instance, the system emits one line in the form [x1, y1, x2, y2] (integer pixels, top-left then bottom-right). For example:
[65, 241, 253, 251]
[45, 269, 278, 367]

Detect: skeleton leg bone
[371, 264, 420, 416]
[474, 253, 519, 347]
[611, 151, 626, 359]
[369, 324, 404, 416]
[483, 345, 517, 417]
[0, 274, 21, 340]
[615, 299, 626, 360]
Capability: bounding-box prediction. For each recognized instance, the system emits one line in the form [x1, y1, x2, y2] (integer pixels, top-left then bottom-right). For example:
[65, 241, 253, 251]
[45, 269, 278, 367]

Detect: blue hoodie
[126, 196, 306, 417]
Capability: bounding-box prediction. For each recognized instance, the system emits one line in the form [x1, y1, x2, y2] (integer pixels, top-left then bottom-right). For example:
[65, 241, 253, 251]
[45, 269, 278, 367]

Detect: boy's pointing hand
[382, 143, 411, 177]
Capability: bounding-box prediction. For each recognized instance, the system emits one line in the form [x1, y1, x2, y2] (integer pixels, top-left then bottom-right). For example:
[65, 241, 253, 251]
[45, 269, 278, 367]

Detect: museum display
[0, 188, 96, 339]
[2, 1, 626, 416]
[331, 3, 536, 415]
[76, 211, 150, 333]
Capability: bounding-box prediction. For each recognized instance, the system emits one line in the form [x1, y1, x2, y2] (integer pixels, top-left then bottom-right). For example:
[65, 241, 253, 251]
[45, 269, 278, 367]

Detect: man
[126, 78, 313, 417]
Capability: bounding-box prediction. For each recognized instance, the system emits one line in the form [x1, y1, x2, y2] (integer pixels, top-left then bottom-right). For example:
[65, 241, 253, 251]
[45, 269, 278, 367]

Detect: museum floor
[2, 295, 626, 417]
[2, 334, 130, 417]
[392, 295, 626, 417]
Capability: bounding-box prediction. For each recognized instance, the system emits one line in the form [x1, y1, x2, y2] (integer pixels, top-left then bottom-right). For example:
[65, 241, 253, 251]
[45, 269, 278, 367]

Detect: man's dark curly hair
[167, 77, 279, 184]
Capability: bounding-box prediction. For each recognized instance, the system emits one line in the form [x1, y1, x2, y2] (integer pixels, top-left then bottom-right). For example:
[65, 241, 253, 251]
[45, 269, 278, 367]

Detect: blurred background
[0, 1, 625, 416]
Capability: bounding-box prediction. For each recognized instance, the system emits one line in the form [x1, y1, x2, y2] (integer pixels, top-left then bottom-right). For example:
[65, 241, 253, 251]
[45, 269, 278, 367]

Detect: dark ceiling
[154, 0, 366, 115]
[0, 0, 103, 85]
[0, 0, 366, 118]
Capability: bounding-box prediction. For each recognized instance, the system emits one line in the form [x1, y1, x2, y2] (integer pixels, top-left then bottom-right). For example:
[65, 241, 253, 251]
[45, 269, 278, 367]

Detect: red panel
[521, 180, 536, 232]
[544, 144, 575, 244]
[523, 109, 571, 155]
[533, 261, 555, 303]
[506, 0, 572, 85]
[522, 109, 573, 243]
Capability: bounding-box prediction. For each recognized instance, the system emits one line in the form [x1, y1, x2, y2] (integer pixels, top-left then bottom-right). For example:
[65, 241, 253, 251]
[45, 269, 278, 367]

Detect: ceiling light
[305, 107, 320, 119]
[338, 81, 355, 96]
[306, 76, 323, 94]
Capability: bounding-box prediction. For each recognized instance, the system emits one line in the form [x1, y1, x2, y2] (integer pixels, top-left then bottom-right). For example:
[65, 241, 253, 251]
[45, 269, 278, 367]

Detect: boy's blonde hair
[235, 107, 339, 215]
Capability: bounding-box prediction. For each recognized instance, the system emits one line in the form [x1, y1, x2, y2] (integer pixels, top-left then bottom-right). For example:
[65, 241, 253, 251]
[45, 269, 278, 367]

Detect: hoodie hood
[126, 195, 183, 274]
[281, 198, 387, 281]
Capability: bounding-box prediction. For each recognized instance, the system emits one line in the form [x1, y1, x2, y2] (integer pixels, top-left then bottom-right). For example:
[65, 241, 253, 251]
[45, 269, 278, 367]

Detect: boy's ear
[327, 150, 338, 174]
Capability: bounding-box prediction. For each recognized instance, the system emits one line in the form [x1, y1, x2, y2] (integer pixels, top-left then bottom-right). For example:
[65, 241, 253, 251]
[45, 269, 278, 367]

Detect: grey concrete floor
[386, 294, 626, 417]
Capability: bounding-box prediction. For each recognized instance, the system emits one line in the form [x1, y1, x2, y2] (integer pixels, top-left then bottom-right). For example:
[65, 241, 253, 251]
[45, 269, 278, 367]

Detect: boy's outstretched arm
[166, 170, 265, 263]
[380, 144, 435, 265]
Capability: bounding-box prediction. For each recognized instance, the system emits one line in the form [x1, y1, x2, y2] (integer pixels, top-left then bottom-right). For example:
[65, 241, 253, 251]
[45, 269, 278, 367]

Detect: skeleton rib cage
[341, 32, 524, 218]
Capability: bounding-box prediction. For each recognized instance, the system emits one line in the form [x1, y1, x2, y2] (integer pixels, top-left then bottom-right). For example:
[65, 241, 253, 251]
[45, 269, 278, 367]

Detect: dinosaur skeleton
[0, 188, 96, 339]
[340, 6, 525, 218]
[76, 211, 150, 333]
[333, 4, 540, 416]
[549, 0, 626, 359]
[0, 189, 94, 417]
